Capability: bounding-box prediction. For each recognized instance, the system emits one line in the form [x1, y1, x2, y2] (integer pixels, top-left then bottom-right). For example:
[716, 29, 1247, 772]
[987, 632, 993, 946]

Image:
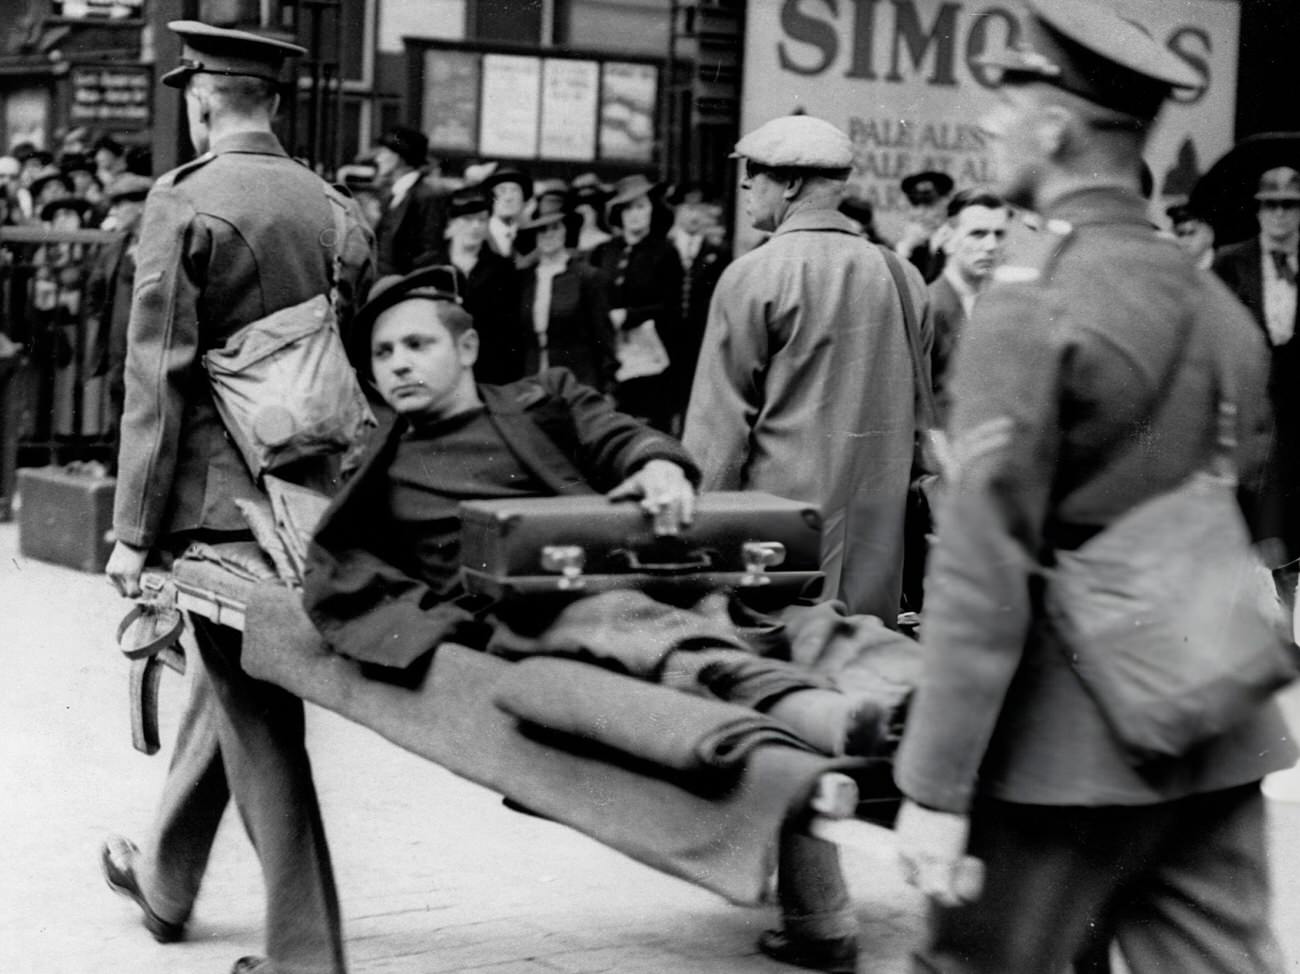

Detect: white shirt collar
[388, 170, 421, 209]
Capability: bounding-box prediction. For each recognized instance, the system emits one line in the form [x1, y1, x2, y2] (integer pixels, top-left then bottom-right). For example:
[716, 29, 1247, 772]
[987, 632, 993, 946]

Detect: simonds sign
[741, 0, 1240, 239]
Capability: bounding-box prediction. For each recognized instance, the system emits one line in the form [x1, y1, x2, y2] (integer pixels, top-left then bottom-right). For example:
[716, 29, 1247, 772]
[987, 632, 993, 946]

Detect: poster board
[410, 41, 661, 166]
[740, 0, 1241, 242]
[479, 54, 542, 158]
[422, 49, 480, 153]
[540, 58, 600, 161]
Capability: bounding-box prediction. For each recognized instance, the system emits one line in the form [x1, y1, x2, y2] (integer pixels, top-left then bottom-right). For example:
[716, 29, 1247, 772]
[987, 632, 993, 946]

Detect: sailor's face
[370, 303, 478, 420]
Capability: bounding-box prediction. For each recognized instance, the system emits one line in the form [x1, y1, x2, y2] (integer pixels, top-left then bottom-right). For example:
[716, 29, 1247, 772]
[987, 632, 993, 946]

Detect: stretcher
[126, 550, 902, 910]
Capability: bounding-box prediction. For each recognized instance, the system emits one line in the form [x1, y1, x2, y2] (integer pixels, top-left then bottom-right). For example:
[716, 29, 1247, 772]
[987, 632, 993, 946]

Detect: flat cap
[979, 0, 1202, 121]
[732, 115, 854, 172]
[162, 20, 305, 89]
[1256, 167, 1300, 202]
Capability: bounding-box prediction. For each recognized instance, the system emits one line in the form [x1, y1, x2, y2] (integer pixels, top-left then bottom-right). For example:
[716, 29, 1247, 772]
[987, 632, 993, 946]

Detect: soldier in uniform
[893, 2, 1296, 972]
[101, 21, 373, 974]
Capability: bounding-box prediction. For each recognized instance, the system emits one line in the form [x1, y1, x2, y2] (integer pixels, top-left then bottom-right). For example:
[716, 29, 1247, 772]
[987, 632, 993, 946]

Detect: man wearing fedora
[437, 185, 524, 384]
[481, 166, 534, 260]
[373, 125, 444, 276]
[1215, 165, 1300, 584]
[101, 20, 374, 974]
[897, 169, 955, 282]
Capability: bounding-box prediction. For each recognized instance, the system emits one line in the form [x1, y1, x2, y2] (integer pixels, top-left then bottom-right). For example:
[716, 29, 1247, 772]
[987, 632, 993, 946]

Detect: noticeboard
[410, 41, 661, 166]
[70, 66, 151, 129]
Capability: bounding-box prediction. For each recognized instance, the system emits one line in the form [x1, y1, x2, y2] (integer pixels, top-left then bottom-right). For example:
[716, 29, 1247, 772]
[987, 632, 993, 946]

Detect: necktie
[1272, 250, 1296, 286]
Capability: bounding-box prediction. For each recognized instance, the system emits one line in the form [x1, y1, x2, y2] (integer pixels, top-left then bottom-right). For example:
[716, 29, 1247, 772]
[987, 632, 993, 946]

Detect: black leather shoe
[757, 929, 859, 973]
[231, 957, 272, 973]
[100, 835, 186, 944]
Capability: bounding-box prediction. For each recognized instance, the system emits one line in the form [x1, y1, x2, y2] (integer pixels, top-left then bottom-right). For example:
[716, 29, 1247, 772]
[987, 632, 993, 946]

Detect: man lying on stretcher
[302, 265, 912, 973]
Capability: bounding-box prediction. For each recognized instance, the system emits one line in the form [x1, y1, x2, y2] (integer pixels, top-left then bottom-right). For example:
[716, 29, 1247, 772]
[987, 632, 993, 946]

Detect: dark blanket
[179, 565, 852, 904]
[492, 656, 819, 773]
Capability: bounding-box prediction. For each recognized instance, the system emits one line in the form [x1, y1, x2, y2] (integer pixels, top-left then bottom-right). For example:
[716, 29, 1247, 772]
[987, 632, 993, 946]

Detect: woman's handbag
[1046, 392, 1299, 764]
[203, 189, 374, 480]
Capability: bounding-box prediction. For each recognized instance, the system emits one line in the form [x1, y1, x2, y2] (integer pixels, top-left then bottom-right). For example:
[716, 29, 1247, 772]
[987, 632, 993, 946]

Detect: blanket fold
[493, 656, 818, 774]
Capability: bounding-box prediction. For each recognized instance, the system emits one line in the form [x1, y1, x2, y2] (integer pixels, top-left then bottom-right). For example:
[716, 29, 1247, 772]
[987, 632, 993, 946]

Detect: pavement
[2, 520, 1299, 974]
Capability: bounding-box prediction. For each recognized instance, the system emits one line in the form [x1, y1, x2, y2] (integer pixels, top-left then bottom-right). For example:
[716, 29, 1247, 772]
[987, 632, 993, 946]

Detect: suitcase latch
[541, 545, 587, 590]
[740, 541, 786, 586]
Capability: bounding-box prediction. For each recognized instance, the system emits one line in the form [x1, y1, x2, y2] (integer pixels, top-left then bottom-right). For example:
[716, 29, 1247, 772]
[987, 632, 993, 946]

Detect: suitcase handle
[610, 543, 715, 575]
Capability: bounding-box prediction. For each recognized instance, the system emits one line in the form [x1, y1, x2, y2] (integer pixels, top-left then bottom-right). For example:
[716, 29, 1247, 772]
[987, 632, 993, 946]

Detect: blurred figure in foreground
[894, 3, 1295, 972]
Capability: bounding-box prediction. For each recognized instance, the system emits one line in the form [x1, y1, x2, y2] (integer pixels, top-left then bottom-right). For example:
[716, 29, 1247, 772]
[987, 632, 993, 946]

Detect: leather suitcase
[17, 465, 116, 573]
[459, 491, 823, 609]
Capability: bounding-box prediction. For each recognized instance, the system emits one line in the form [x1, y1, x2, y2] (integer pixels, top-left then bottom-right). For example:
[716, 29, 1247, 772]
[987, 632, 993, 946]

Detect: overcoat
[375, 174, 445, 277]
[896, 188, 1296, 812]
[683, 209, 929, 626]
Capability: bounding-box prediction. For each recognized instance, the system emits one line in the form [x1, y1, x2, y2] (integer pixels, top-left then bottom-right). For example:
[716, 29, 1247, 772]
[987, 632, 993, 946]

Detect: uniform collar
[771, 207, 862, 238]
[208, 130, 289, 158]
[1040, 184, 1150, 230]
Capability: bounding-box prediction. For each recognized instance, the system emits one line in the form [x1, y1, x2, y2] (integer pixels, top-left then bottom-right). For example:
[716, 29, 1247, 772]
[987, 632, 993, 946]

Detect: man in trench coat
[683, 114, 929, 628]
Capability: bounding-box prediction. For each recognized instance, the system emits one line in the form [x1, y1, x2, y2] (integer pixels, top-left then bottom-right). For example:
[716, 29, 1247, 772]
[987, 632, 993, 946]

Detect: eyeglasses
[1257, 199, 1300, 211]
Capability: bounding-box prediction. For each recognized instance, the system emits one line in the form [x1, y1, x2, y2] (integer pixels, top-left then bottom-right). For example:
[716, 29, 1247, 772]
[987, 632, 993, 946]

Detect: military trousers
[138, 614, 346, 974]
[913, 784, 1284, 974]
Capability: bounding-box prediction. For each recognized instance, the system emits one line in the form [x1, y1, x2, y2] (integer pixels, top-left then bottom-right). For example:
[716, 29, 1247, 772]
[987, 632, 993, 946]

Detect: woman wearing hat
[590, 174, 683, 431]
[570, 173, 613, 253]
[517, 207, 616, 392]
[438, 186, 524, 384]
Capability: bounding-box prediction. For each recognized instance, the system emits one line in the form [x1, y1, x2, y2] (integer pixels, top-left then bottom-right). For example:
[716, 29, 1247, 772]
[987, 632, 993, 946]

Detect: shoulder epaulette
[992, 217, 1073, 285]
[155, 151, 216, 188]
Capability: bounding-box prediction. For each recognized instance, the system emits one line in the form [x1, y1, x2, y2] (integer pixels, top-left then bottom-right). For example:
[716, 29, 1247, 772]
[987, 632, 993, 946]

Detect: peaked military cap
[162, 20, 306, 89]
[731, 115, 854, 172]
[979, 0, 1202, 121]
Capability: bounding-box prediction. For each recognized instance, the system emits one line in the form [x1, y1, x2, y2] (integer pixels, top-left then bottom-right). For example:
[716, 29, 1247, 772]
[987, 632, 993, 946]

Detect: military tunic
[114, 130, 373, 547]
[895, 185, 1294, 974]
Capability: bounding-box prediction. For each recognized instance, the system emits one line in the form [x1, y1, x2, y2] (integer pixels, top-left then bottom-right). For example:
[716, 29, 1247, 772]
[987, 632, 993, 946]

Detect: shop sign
[70, 66, 151, 129]
[741, 0, 1240, 240]
[54, 0, 143, 18]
